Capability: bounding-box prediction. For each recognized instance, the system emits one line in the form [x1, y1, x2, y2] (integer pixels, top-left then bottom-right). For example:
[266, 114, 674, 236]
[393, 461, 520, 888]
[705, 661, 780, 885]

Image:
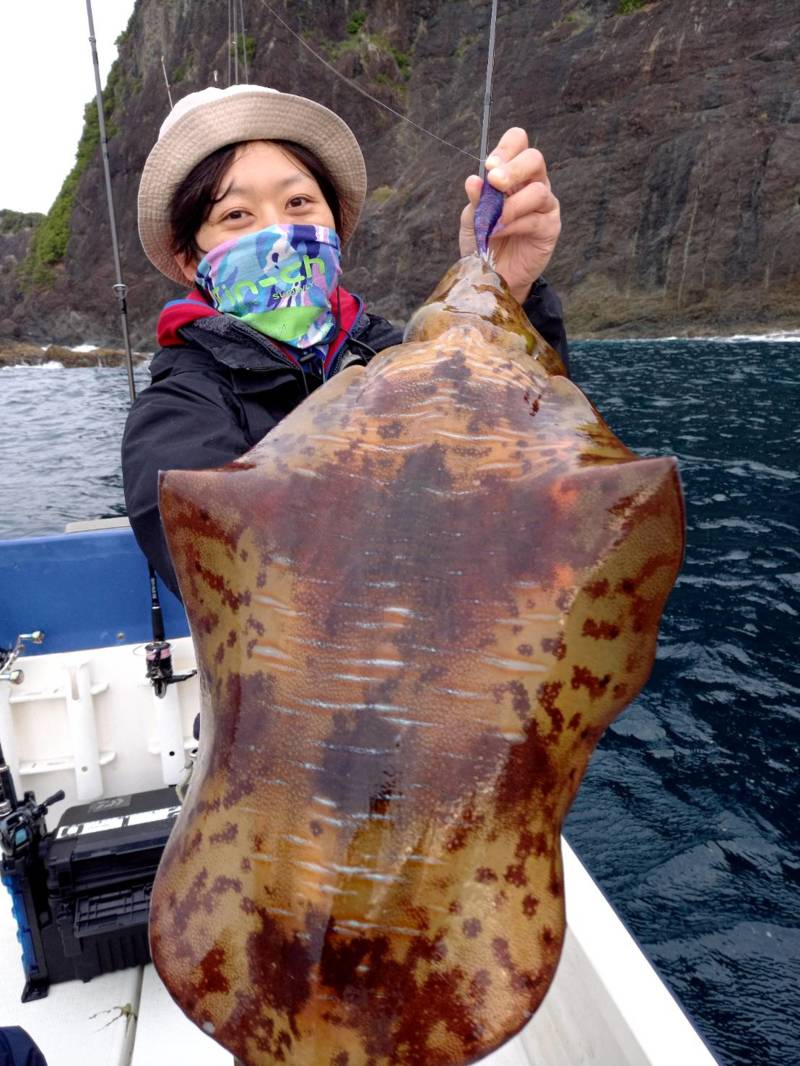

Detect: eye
[222, 209, 250, 222]
[287, 195, 312, 209]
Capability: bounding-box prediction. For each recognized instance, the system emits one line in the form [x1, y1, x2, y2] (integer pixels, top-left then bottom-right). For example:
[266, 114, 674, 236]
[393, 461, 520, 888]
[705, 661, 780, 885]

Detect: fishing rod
[1, 631, 65, 1002]
[85, 0, 136, 405]
[145, 566, 197, 699]
[85, 3, 195, 700]
[479, 0, 500, 180]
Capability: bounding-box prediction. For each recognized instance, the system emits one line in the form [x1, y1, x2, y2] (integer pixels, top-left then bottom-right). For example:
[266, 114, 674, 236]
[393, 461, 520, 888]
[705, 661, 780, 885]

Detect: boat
[0, 1, 719, 1057]
[0, 518, 718, 1064]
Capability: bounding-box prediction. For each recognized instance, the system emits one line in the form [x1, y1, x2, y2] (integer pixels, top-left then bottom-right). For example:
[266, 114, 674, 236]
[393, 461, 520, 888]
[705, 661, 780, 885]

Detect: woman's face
[176, 140, 337, 281]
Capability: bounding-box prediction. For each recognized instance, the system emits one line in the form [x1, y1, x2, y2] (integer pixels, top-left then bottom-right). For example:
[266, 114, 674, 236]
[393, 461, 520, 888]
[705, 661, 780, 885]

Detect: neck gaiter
[195, 223, 341, 348]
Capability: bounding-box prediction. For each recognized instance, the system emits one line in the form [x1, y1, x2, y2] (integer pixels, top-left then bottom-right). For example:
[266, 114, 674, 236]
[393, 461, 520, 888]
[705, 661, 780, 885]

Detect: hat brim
[138, 89, 367, 285]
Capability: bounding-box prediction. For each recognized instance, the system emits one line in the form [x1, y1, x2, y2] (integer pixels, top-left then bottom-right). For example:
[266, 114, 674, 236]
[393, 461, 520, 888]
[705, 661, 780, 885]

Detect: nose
[254, 204, 284, 230]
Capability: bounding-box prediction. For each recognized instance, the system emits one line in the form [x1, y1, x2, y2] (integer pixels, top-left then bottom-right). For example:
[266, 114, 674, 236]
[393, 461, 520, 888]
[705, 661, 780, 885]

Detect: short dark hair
[169, 139, 342, 265]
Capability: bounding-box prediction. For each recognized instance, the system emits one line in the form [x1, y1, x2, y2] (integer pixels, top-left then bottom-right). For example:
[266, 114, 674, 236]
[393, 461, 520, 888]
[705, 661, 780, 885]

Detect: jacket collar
[156, 289, 218, 347]
[156, 286, 364, 377]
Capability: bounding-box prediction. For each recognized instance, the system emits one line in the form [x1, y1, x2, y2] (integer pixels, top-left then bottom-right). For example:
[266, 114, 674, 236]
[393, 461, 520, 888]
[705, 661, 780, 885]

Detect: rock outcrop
[1, 0, 798, 346]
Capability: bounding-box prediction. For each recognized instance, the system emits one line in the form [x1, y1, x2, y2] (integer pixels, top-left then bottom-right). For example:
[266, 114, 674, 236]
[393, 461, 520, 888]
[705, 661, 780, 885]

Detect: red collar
[156, 287, 363, 362]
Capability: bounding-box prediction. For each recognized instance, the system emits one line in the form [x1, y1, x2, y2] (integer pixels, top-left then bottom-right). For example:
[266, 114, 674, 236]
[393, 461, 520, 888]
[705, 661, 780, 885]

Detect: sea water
[0, 340, 798, 1064]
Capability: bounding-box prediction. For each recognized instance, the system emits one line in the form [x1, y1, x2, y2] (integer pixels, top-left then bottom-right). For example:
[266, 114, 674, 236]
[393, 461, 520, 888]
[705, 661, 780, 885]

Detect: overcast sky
[2, 0, 137, 214]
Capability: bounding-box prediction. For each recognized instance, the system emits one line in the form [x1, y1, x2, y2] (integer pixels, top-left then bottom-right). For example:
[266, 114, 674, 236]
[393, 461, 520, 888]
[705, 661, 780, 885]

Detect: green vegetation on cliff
[346, 11, 366, 35]
[231, 33, 256, 65]
[0, 210, 44, 235]
[326, 17, 412, 86]
[24, 63, 122, 287]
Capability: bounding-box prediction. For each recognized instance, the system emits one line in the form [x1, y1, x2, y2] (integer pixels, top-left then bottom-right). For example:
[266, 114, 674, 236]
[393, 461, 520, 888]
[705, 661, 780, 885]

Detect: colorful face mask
[195, 224, 341, 348]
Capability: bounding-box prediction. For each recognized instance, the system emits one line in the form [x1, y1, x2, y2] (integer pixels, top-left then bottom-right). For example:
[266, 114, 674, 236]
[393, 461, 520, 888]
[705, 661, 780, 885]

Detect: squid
[149, 197, 684, 1065]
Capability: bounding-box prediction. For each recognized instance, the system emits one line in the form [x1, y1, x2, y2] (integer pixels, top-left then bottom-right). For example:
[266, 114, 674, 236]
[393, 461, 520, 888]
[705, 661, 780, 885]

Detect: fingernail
[485, 154, 501, 168]
[492, 167, 507, 185]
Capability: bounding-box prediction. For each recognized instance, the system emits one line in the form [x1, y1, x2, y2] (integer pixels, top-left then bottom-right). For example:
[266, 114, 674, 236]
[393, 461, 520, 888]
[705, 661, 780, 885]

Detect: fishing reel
[145, 640, 197, 700]
[145, 567, 196, 699]
[0, 630, 44, 687]
[0, 789, 65, 862]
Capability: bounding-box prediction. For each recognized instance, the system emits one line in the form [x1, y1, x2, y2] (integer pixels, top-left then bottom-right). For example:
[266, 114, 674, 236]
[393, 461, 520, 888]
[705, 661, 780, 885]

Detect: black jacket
[122, 281, 569, 597]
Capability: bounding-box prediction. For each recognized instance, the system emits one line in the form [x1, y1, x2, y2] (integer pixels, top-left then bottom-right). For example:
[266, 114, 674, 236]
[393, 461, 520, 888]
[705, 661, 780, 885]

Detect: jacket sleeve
[121, 363, 250, 598]
[351, 314, 404, 360]
[522, 277, 570, 375]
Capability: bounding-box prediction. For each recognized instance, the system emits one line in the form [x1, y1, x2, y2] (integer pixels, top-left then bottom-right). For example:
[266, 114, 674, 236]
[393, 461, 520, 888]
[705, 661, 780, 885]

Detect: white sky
[2, 0, 137, 214]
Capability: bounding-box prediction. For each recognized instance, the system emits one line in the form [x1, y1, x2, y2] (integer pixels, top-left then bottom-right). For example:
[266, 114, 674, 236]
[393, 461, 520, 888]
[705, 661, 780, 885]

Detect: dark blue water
[1, 341, 798, 1063]
[565, 339, 800, 1065]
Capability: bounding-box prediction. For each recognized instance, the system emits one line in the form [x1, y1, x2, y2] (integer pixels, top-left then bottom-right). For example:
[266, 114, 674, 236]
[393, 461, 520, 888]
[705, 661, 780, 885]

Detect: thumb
[460, 175, 484, 255]
[465, 174, 483, 207]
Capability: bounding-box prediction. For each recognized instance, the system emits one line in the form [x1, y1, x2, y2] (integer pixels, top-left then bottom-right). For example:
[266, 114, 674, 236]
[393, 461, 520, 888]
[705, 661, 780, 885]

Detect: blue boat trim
[0, 528, 189, 654]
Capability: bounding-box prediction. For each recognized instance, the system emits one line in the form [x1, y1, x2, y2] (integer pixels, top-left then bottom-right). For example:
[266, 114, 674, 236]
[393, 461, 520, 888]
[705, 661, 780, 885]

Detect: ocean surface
[1, 339, 798, 1064]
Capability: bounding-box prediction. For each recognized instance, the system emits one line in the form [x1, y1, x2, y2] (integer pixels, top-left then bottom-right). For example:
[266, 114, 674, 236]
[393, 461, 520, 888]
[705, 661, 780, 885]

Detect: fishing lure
[474, 177, 504, 259]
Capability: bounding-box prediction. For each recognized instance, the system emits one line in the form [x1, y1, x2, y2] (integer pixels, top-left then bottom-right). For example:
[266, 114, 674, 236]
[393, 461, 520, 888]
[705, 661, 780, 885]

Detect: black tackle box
[37, 787, 180, 989]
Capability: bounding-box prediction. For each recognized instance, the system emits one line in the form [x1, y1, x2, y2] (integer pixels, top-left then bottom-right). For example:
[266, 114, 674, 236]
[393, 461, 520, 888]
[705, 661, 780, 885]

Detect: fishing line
[227, 0, 233, 86]
[160, 55, 174, 109]
[238, 0, 250, 82]
[233, 0, 239, 83]
[255, 0, 481, 164]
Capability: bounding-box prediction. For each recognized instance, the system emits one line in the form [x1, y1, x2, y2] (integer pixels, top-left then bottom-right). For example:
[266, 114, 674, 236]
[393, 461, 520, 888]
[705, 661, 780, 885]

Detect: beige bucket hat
[138, 84, 367, 285]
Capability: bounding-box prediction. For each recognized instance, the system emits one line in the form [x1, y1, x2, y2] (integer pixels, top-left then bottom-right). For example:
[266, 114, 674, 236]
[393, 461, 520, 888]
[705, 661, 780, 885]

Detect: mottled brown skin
[150, 255, 685, 1066]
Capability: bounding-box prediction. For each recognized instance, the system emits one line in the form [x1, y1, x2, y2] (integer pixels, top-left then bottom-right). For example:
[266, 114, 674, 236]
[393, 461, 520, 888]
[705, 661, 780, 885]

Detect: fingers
[461, 133, 559, 262]
[487, 146, 550, 195]
[464, 174, 483, 206]
[459, 179, 480, 256]
[485, 127, 529, 170]
[459, 197, 476, 236]
[468, 132, 550, 201]
[464, 173, 558, 234]
[495, 202, 560, 245]
[498, 181, 559, 233]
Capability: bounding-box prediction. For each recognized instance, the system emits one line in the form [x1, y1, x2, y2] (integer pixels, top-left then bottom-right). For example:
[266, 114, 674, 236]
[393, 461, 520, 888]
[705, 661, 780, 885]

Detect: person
[122, 84, 567, 598]
[0, 1028, 47, 1066]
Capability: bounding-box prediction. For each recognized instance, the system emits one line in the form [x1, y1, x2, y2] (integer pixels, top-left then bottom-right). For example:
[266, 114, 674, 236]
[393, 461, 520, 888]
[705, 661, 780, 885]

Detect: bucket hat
[138, 84, 367, 285]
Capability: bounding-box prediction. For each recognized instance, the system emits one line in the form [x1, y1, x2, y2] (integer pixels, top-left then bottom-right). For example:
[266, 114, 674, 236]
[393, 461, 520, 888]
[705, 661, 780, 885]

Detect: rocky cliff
[1, 0, 799, 347]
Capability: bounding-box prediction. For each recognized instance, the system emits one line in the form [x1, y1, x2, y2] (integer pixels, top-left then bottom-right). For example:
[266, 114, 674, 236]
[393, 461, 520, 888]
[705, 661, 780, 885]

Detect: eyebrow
[215, 173, 312, 205]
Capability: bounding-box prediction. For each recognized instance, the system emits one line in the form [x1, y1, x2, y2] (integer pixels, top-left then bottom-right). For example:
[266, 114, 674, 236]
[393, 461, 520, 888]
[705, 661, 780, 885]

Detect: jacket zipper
[194, 302, 369, 395]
